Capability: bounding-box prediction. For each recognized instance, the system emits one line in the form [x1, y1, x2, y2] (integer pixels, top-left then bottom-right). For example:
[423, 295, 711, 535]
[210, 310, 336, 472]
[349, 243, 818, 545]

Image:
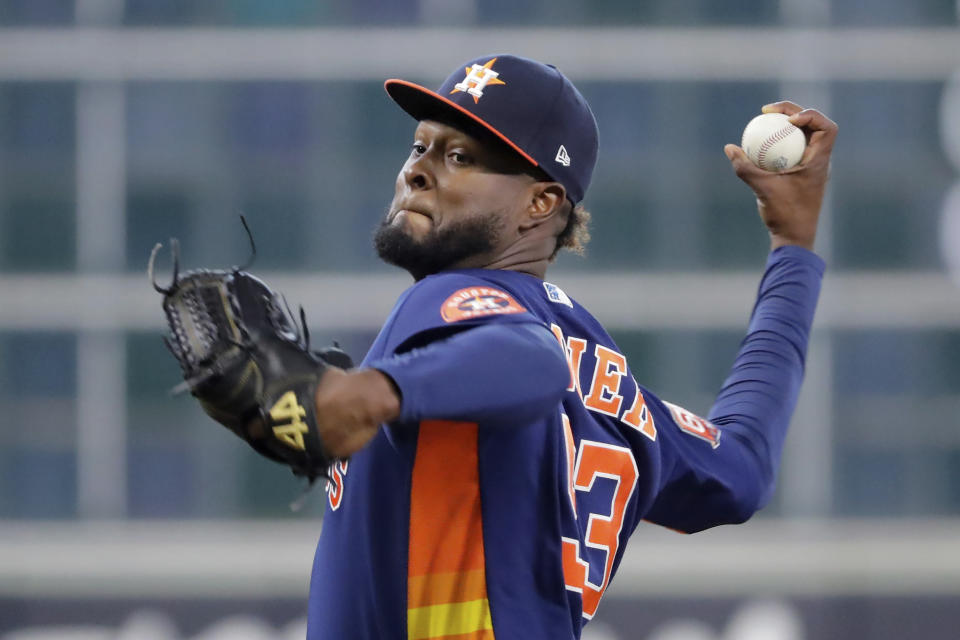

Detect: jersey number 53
[560, 417, 639, 619]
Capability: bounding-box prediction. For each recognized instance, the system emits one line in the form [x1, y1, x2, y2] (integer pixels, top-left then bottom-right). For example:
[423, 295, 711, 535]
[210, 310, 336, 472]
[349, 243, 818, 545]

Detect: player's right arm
[643, 104, 836, 532]
[642, 246, 823, 532]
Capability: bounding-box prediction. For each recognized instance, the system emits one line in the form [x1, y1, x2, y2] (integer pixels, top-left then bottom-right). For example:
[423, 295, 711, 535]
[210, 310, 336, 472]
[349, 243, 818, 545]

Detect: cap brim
[384, 79, 538, 168]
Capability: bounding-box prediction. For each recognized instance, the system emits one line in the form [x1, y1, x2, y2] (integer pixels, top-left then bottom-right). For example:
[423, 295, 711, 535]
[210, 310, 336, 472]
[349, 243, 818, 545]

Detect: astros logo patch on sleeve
[441, 286, 526, 323]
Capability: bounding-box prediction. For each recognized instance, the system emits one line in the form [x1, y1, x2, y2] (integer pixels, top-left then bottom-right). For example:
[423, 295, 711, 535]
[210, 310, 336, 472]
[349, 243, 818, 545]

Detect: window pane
[125, 187, 195, 270]
[0, 83, 76, 272]
[0, 331, 77, 518]
[832, 0, 958, 26]
[0, 195, 76, 271]
[0, 0, 72, 26]
[834, 329, 960, 516]
[831, 81, 951, 269]
[0, 83, 75, 152]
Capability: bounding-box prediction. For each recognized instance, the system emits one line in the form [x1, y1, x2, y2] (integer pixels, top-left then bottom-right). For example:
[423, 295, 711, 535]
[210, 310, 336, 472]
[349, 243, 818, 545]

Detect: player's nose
[403, 155, 434, 191]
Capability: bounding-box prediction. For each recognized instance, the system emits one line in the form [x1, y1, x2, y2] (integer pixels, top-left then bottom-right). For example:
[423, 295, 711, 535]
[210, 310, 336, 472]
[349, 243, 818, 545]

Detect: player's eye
[449, 151, 472, 166]
[410, 143, 427, 156]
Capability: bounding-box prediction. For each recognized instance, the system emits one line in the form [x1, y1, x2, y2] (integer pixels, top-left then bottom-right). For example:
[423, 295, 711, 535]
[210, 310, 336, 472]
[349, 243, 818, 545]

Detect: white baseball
[740, 112, 806, 171]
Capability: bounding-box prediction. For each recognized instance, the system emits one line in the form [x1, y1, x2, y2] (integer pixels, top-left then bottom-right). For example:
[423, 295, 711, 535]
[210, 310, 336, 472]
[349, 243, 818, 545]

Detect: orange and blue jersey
[307, 245, 824, 639]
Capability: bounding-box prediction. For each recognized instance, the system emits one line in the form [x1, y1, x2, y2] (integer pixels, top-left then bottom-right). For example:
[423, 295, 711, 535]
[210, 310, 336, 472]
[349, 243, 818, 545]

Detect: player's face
[375, 120, 539, 279]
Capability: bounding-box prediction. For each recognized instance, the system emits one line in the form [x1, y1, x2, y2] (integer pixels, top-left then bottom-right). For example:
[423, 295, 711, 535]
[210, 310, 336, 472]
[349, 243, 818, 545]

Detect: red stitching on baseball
[756, 124, 797, 167]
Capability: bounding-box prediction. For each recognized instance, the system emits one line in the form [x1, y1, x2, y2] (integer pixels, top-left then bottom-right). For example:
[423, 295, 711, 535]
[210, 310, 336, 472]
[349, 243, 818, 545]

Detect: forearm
[707, 245, 825, 504]
[369, 322, 570, 426]
[312, 367, 400, 458]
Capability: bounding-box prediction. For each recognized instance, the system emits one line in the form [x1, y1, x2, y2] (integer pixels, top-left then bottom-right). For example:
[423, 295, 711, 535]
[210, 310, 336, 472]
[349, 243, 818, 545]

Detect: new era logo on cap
[384, 54, 599, 204]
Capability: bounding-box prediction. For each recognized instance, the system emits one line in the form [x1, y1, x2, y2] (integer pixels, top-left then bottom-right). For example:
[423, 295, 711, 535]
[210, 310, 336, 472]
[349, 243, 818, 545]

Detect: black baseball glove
[148, 228, 352, 483]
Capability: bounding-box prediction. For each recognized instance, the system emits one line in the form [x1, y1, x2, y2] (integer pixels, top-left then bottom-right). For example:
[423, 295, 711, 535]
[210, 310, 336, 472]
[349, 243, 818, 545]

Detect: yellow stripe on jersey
[407, 598, 493, 640]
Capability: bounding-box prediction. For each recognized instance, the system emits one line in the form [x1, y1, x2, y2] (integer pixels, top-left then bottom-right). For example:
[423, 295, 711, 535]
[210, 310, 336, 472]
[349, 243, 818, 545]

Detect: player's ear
[521, 182, 566, 229]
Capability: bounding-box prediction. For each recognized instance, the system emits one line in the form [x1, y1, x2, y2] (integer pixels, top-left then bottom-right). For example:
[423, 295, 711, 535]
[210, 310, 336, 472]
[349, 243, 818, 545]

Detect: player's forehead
[413, 119, 476, 144]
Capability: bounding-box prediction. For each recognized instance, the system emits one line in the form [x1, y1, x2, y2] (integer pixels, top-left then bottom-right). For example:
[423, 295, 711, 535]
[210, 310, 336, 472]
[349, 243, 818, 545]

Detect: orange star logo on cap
[450, 58, 507, 103]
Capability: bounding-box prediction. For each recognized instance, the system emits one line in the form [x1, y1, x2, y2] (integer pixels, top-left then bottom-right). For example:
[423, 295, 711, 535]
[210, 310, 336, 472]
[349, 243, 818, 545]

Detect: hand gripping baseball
[149, 222, 354, 483]
[725, 101, 839, 251]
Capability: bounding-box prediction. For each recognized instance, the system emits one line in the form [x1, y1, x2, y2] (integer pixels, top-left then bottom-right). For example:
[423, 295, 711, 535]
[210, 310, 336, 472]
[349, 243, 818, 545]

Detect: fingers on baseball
[724, 144, 764, 178]
[792, 110, 838, 165]
[762, 101, 804, 116]
[788, 109, 838, 135]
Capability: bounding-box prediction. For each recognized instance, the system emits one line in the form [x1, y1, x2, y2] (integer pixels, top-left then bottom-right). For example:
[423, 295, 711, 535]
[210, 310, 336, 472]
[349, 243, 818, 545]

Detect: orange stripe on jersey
[550, 324, 578, 393]
[567, 337, 587, 400]
[408, 421, 493, 640]
[408, 421, 486, 578]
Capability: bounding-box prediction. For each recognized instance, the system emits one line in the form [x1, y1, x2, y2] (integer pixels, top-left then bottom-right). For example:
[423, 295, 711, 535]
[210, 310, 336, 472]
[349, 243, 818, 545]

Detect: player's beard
[374, 210, 503, 280]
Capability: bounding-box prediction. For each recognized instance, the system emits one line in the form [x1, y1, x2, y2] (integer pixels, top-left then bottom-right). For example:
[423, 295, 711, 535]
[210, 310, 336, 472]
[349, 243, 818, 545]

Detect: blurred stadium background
[2, 0, 960, 638]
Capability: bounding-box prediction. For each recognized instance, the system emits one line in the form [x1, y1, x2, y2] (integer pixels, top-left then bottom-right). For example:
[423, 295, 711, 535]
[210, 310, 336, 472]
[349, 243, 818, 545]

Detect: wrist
[360, 368, 402, 423]
[770, 233, 815, 252]
[312, 367, 401, 427]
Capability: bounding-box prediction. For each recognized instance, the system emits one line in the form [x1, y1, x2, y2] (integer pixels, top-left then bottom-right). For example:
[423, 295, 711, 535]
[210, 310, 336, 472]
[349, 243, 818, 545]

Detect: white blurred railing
[0, 271, 958, 331]
[0, 28, 957, 81]
[2, 519, 959, 598]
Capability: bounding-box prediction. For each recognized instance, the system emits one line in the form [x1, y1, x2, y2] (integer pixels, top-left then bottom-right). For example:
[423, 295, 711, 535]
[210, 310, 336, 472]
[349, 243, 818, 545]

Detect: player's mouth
[392, 206, 434, 224]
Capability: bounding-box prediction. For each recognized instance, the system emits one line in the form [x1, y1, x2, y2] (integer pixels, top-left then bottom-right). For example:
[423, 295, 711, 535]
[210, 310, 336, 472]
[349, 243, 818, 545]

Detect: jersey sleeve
[642, 246, 825, 533]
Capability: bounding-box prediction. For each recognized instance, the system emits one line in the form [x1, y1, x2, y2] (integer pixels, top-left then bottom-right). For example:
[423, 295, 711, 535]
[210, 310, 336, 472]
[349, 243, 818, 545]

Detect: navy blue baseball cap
[385, 54, 599, 204]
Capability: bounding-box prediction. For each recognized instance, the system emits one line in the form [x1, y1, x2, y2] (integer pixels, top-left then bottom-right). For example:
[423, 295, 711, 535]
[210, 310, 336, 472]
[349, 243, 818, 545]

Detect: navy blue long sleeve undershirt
[370, 322, 570, 427]
[706, 245, 825, 506]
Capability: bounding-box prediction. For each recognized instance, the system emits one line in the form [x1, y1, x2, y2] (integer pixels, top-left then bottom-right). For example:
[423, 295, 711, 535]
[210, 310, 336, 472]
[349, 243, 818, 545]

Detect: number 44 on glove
[148, 220, 353, 484]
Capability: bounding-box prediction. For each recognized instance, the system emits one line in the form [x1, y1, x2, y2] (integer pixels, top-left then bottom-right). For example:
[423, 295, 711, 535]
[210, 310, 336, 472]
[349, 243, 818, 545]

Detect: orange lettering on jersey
[621, 381, 656, 442]
[561, 536, 589, 595]
[550, 325, 587, 398]
[440, 287, 526, 323]
[562, 441, 639, 619]
[550, 324, 578, 392]
[561, 413, 577, 513]
[326, 460, 349, 511]
[567, 337, 587, 400]
[583, 345, 627, 417]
